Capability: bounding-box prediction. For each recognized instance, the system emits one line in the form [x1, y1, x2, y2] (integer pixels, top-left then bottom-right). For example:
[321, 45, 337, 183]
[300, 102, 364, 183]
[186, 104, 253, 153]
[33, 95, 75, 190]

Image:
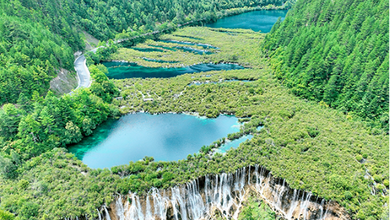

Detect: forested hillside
[18, 0, 288, 41]
[262, 0, 389, 129]
[0, 1, 81, 104]
[0, 0, 388, 219]
[0, 0, 289, 106]
[0, 1, 295, 218]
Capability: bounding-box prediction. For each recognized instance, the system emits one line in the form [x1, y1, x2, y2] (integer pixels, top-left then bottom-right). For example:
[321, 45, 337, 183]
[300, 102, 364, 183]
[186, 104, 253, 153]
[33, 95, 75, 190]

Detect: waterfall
[319, 198, 325, 219]
[116, 194, 125, 220]
[106, 165, 338, 220]
[103, 206, 111, 220]
[286, 189, 298, 219]
[276, 179, 286, 209]
[186, 179, 205, 219]
[128, 193, 145, 220]
[323, 201, 330, 220]
[171, 186, 187, 220]
[204, 175, 210, 213]
[97, 209, 102, 220]
[151, 188, 167, 219]
[145, 195, 153, 219]
[303, 193, 312, 220]
[248, 165, 251, 185]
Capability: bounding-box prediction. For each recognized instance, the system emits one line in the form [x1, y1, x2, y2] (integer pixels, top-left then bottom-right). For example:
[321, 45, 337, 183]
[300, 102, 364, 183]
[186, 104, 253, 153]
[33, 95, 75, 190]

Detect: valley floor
[0, 27, 387, 220]
[110, 27, 388, 219]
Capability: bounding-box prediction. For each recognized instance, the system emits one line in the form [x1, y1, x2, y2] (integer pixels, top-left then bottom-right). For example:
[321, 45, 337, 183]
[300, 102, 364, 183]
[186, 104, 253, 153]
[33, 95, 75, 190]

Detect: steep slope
[0, 0, 290, 105]
[262, 0, 389, 129]
[18, 0, 288, 41]
[0, 11, 79, 104]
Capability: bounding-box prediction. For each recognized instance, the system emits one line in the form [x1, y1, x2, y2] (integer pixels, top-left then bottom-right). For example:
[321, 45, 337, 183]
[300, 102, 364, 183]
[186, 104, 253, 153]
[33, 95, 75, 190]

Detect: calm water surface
[77, 11, 284, 168]
[103, 62, 244, 79]
[206, 10, 288, 33]
[69, 113, 243, 168]
[216, 135, 253, 154]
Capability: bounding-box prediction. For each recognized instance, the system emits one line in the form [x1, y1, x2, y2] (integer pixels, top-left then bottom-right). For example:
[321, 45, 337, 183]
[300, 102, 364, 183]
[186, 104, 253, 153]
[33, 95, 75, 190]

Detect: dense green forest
[262, 0, 389, 129]
[0, 0, 290, 106]
[0, 64, 118, 160]
[0, 10, 78, 104]
[17, 0, 288, 41]
[0, 0, 388, 219]
[0, 27, 388, 220]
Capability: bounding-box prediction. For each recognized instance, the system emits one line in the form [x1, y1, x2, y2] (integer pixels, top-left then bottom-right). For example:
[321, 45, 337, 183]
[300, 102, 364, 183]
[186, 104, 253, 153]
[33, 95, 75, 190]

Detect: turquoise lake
[69, 114, 248, 168]
[206, 10, 288, 33]
[102, 62, 244, 79]
[72, 10, 284, 168]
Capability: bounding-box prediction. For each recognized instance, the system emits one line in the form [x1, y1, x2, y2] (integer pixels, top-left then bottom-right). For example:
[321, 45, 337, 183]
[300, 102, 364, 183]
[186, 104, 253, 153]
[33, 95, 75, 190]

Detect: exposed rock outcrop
[100, 165, 349, 220]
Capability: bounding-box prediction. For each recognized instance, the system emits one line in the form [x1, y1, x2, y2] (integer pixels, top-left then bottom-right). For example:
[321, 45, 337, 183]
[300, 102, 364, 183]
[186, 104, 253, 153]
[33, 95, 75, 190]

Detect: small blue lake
[69, 113, 252, 168]
[102, 62, 244, 79]
[206, 10, 288, 33]
[216, 135, 253, 154]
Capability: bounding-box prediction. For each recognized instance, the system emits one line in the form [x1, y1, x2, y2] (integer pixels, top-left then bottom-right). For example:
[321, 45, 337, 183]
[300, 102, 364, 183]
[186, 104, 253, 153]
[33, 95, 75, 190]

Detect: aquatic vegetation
[158, 39, 220, 49]
[109, 27, 265, 68]
[0, 6, 387, 219]
[112, 27, 389, 219]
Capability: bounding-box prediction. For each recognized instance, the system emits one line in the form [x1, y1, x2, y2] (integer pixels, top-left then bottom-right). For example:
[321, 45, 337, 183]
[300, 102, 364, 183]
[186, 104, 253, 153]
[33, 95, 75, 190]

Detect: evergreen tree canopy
[262, 0, 389, 129]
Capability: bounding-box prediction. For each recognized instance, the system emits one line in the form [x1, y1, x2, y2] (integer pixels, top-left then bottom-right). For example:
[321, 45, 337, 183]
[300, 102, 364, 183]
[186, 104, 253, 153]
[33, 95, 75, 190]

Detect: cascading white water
[104, 206, 111, 220]
[322, 201, 330, 220]
[286, 189, 298, 219]
[107, 166, 333, 220]
[186, 179, 205, 219]
[145, 195, 153, 219]
[97, 209, 102, 220]
[302, 193, 312, 220]
[151, 188, 168, 219]
[116, 194, 126, 220]
[319, 198, 325, 219]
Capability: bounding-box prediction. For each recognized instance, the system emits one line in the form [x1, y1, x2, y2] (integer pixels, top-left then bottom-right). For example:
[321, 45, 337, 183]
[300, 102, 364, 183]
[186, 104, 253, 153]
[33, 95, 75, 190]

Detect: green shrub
[0, 210, 14, 220]
[162, 172, 174, 183]
[344, 191, 353, 200]
[383, 179, 389, 187]
[18, 179, 29, 190]
[373, 174, 382, 183]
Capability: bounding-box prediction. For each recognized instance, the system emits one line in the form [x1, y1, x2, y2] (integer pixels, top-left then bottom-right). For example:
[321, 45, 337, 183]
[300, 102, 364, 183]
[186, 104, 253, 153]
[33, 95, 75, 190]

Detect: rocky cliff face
[99, 165, 349, 220]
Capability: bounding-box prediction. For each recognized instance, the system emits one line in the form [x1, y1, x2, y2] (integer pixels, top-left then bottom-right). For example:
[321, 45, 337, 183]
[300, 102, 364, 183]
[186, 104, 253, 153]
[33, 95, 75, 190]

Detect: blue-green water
[129, 45, 212, 54]
[174, 46, 213, 55]
[69, 113, 243, 168]
[142, 58, 179, 63]
[76, 10, 283, 168]
[215, 126, 263, 153]
[216, 135, 253, 154]
[103, 62, 244, 79]
[206, 10, 288, 33]
[131, 47, 164, 52]
[149, 45, 177, 51]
